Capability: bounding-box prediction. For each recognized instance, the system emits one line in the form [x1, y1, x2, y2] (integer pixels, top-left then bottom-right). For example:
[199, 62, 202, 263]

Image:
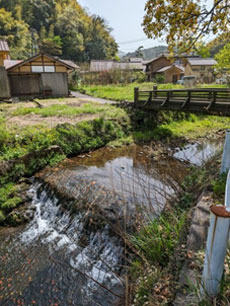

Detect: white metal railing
[202, 130, 230, 296]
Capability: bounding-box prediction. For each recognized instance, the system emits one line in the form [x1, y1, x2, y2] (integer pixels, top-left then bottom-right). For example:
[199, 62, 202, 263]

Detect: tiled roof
[0, 40, 9, 52]
[4, 60, 22, 69]
[157, 64, 184, 73]
[143, 54, 169, 65]
[187, 58, 217, 66]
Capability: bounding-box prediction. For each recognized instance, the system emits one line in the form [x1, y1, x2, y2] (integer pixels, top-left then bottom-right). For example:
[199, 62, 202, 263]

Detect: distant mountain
[118, 50, 126, 58]
[121, 45, 168, 60]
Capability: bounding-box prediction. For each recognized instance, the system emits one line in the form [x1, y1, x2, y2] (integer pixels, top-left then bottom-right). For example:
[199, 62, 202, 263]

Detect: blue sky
[78, 0, 165, 53]
[78, 0, 215, 53]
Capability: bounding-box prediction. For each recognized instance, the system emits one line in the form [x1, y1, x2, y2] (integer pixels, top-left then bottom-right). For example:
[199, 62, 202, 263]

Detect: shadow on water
[0, 142, 221, 306]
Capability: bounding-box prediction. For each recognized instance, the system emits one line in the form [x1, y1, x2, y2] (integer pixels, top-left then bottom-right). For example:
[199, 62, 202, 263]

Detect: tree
[215, 43, 230, 85]
[195, 43, 210, 58]
[84, 16, 118, 61]
[135, 46, 144, 58]
[143, 0, 230, 53]
[215, 43, 230, 71]
[0, 8, 30, 59]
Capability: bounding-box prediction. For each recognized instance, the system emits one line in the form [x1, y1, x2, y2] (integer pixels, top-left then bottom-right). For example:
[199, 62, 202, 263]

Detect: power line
[118, 37, 151, 45]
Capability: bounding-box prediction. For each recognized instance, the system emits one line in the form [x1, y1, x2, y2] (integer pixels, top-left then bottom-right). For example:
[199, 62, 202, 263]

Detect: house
[6, 53, 78, 97]
[0, 40, 10, 66]
[90, 59, 145, 72]
[0, 40, 11, 99]
[155, 64, 184, 83]
[184, 58, 217, 83]
[144, 54, 171, 81]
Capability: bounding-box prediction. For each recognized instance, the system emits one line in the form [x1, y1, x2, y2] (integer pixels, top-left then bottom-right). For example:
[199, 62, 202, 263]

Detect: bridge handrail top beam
[138, 88, 230, 93]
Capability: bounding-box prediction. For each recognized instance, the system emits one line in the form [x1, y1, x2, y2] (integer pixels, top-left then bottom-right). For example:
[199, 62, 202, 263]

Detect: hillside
[0, 0, 118, 62]
[123, 45, 168, 60]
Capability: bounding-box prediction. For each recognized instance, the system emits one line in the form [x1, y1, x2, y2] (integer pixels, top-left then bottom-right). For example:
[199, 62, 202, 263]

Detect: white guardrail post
[221, 129, 230, 174]
[202, 130, 230, 296]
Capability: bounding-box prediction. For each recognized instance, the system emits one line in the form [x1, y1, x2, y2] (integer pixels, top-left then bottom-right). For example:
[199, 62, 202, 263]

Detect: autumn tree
[143, 0, 230, 53]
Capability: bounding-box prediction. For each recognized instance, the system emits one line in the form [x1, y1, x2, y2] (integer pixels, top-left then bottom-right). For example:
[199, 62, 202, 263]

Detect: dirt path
[7, 113, 100, 128]
[71, 91, 118, 104]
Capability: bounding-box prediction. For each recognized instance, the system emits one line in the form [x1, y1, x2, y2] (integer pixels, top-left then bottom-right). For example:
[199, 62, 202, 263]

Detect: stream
[0, 141, 221, 306]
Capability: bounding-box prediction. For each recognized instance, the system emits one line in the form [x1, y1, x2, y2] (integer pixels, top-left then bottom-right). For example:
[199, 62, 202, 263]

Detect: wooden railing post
[153, 85, 158, 98]
[134, 87, 139, 105]
[181, 90, 191, 109]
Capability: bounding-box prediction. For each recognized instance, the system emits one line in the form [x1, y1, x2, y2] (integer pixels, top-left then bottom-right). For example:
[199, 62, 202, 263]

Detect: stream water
[0, 142, 221, 306]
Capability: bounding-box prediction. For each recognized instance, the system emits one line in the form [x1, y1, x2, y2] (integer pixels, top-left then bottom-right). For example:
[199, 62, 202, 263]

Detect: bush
[154, 74, 165, 84]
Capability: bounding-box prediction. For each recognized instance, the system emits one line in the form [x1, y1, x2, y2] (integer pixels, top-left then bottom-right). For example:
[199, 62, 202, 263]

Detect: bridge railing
[134, 87, 230, 104]
[134, 87, 230, 114]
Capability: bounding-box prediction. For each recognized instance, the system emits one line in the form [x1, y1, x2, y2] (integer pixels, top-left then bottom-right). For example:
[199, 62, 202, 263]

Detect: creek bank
[0, 144, 190, 306]
[129, 147, 225, 306]
[0, 139, 223, 305]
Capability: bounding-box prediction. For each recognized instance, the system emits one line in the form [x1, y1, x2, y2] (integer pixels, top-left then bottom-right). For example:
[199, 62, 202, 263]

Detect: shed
[6, 53, 78, 97]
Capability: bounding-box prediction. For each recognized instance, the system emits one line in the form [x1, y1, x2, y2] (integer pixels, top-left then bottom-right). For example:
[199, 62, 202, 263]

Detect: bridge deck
[134, 87, 230, 116]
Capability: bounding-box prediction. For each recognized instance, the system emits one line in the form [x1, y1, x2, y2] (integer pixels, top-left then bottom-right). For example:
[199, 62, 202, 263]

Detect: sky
[77, 0, 165, 53]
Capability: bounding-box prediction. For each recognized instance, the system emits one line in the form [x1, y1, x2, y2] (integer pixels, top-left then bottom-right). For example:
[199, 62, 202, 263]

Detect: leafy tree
[39, 25, 62, 55]
[134, 46, 144, 58]
[55, 5, 85, 60]
[0, 0, 118, 61]
[215, 43, 230, 71]
[0, 8, 30, 59]
[84, 16, 118, 61]
[143, 0, 230, 53]
[195, 43, 210, 58]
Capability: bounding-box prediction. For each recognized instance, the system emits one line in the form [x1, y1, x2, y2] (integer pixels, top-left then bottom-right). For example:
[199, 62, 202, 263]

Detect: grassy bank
[80, 83, 227, 102]
[80, 83, 184, 102]
[128, 152, 229, 305]
[0, 98, 131, 225]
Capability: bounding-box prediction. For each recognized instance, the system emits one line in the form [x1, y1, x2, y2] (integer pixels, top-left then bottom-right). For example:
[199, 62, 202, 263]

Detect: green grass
[81, 82, 230, 102]
[81, 83, 184, 102]
[11, 103, 113, 117]
[160, 113, 230, 139]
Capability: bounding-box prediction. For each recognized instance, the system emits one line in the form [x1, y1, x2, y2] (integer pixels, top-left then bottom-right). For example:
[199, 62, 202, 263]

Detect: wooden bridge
[134, 87, 230, 116]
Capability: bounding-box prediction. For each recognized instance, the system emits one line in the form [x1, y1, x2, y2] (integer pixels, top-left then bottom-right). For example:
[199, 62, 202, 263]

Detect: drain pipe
[202, 129, 230, 296]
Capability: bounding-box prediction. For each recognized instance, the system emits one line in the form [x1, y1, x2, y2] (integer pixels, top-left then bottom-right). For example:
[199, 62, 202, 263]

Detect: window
[44, 66, 55, 72]
[31, 66, 43, 72]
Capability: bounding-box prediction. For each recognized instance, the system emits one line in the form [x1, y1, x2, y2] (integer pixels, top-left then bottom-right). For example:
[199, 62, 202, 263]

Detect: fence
[202, 129, 230, 296]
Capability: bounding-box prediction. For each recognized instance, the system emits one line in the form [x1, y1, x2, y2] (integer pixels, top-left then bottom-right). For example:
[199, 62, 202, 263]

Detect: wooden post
[153, 85, 158, 98]
[134, 87, 139, 104]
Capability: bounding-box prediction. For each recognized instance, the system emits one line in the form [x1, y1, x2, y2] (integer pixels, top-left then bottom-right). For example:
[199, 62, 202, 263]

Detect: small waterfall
[0, 182, 125, 306]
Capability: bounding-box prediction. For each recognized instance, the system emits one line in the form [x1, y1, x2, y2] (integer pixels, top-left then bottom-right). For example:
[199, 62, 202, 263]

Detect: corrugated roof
[4, 60, 22, 69]
[59, 59, 79, 69]
[157, 64, 184, 73]
[0, 40, 9, 52]
[187, 58, 217, 66]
